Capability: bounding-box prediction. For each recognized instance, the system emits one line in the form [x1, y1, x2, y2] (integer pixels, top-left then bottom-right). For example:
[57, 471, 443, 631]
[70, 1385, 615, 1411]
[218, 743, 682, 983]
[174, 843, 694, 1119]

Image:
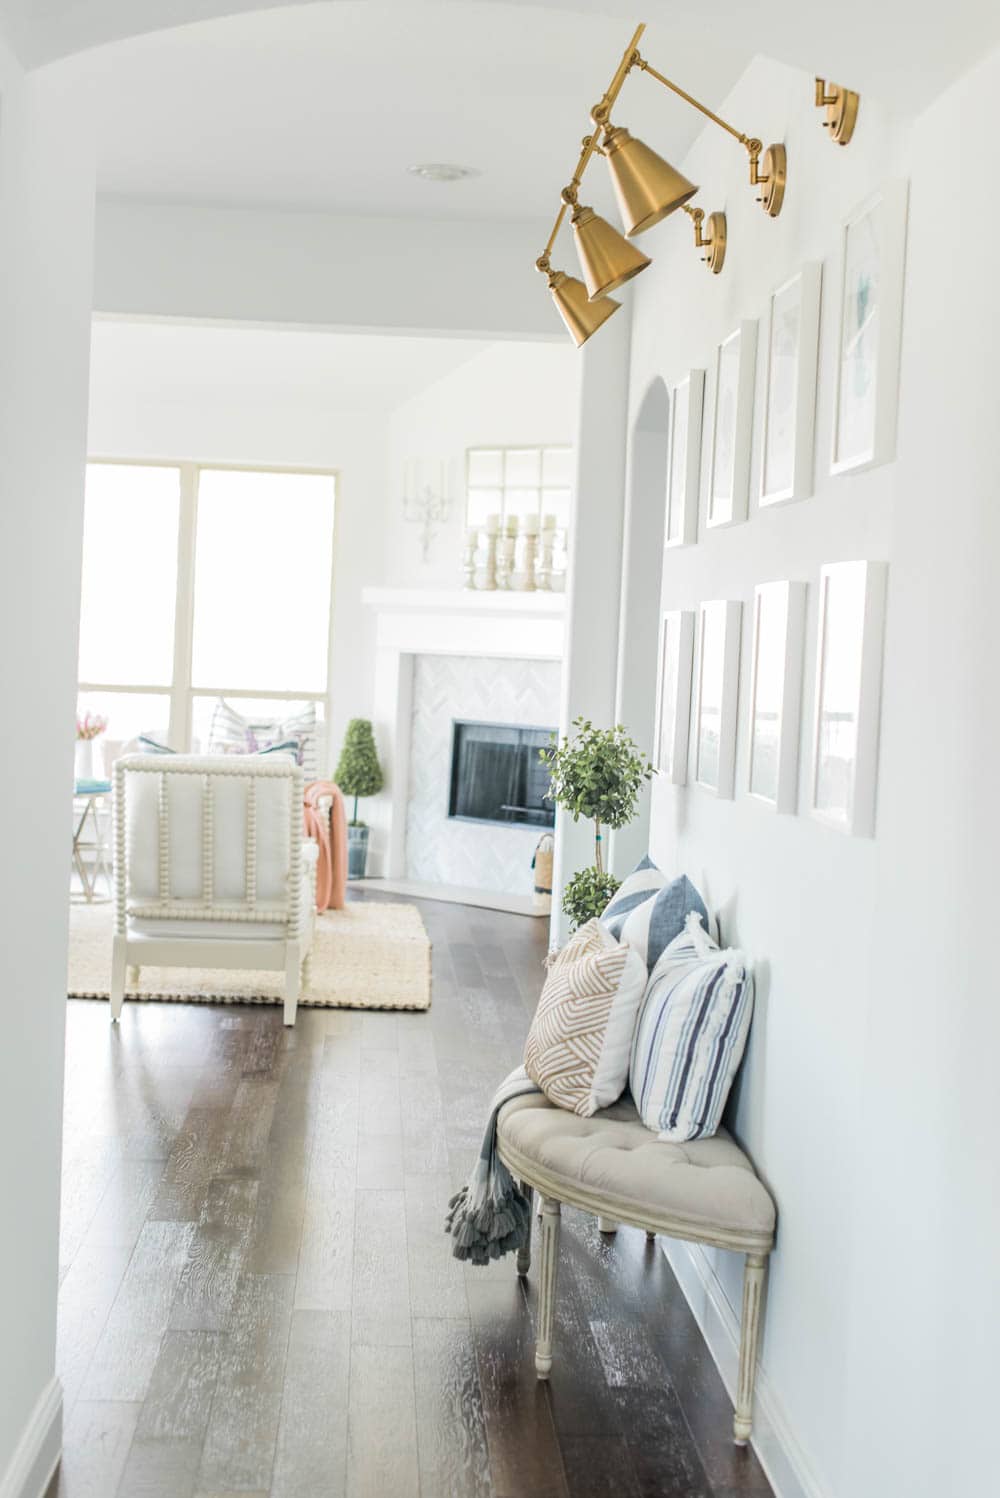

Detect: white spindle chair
[111, 754, 317, 1026]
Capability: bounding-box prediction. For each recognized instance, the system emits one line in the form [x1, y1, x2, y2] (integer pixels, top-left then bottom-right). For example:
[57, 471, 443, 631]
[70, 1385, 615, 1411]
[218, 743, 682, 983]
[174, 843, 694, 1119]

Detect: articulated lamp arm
[634, 54, 785, 216]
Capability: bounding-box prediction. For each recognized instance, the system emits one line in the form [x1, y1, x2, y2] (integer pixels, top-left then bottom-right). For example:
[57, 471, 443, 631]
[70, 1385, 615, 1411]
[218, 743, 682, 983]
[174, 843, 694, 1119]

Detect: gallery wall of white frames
[747, 582, 807, 812]
[692, 601, 742, 800]
[809, 561, 887, 836]
[759, 266, 822, 508]
[665, 373, 703, 548]
[653, 565, 888, 835]
[647, 174, 906, 836]
[707, 321, 756, 531]
[652, 178, 908, 548]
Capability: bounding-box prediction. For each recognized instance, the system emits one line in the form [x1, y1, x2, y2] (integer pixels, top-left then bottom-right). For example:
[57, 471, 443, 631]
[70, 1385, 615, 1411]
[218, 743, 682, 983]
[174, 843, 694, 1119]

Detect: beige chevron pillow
[525, 919, 647, 1117]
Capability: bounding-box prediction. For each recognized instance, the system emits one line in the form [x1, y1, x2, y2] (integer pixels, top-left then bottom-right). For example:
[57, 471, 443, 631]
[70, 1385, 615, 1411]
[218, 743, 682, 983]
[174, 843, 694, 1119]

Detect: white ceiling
[5, 0, 1000, 113]
[89, 318, 492, 414]
[75, 3, 747, 222]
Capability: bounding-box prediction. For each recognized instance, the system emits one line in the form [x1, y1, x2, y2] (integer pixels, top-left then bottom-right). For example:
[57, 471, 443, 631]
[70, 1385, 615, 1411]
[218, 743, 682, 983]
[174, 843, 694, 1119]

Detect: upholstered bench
[496, 1092, 776, 1444]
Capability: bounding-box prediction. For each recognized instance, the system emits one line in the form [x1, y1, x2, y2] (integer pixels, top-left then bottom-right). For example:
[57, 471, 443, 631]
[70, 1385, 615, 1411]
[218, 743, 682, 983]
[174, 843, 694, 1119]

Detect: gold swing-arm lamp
[535, 21, 786, 341]
[535, 24, 650, 342]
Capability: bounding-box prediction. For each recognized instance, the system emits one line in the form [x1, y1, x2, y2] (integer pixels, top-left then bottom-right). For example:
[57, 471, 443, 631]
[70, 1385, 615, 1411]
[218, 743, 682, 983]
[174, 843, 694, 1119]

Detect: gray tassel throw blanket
[445, 1065, 541, 1264]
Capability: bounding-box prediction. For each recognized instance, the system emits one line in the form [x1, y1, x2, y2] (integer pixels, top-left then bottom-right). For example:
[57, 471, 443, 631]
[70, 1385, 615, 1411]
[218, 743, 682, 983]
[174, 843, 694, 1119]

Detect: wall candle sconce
[683, 203, 727, 274]
[535, 20, 796, 343]
[815, 79, 860, 145]
[402, 459, 451, 563]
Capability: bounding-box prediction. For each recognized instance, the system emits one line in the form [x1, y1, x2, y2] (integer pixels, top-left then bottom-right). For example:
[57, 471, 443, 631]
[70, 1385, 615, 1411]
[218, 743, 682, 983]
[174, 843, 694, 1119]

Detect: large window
[78, 462, 336, 752]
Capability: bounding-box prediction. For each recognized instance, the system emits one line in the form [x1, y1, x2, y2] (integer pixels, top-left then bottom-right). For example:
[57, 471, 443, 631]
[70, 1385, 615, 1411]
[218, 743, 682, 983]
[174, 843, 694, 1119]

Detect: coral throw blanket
[303, 781, 348, 911]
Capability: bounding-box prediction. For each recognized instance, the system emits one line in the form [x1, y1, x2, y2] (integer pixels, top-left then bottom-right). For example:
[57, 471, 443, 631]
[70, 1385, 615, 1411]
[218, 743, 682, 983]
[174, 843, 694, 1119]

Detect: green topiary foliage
[334, 718, 384, 826]
[562, 867, 622, 932]
[542, 717, 653, 873]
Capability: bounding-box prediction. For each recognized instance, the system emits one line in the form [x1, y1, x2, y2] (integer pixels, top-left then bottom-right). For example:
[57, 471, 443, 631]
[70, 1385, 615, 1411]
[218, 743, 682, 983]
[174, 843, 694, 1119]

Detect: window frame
[78, 458, 339, 752]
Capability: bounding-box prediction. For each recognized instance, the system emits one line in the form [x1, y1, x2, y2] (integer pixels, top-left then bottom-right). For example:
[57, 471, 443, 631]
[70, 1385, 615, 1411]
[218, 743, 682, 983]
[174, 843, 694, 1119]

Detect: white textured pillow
[629, 913, 754, 1142]
[525, 920, 647, 1117]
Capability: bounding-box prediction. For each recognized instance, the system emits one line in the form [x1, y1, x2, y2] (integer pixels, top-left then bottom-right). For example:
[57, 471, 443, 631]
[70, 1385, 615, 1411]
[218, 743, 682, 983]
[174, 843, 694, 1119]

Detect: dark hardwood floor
[50, 889, 773, 1497]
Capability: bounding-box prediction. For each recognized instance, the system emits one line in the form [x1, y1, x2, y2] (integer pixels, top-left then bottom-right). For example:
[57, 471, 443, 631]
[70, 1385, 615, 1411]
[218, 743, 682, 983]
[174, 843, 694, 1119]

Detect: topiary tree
[334, 718, 384, 826]
[542, 717, 654, 929]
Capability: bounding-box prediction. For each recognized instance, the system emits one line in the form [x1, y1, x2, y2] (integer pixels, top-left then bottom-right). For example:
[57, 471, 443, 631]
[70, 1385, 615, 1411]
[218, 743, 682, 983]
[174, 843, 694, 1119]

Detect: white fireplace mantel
[363, 587, 564, 879]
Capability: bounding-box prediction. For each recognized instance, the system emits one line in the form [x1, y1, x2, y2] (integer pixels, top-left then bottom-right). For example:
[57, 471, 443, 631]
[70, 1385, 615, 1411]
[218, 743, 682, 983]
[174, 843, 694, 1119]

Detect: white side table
[72, 781, 112, 902]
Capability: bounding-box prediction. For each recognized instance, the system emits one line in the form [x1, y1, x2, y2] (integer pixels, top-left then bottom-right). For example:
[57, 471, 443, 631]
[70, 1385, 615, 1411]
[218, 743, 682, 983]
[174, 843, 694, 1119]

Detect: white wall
[93, 199, 556, 339]
[383, 341, 579, 587]
[0, 40, 95, 1494]
[625, 48, 996, 1498]
[840, 46, 1000, 1498]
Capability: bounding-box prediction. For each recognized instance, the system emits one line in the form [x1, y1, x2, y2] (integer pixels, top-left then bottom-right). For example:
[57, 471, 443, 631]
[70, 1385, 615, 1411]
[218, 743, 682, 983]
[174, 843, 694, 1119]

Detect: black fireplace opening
[448, 720, 555, 829]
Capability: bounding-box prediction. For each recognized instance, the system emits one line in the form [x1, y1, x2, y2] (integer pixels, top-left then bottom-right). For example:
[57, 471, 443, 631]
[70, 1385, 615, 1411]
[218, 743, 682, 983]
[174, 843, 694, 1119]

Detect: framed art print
[747, 580, 807, 812]
[694, 600, 742, 798]
[760, 265, 822, 507]
[708, 321, 757, 530]
[810, 560, 888, 836]
[831, 181, 909, 475]
[666, 370, 704, 548]
[654, 610, 695, 783]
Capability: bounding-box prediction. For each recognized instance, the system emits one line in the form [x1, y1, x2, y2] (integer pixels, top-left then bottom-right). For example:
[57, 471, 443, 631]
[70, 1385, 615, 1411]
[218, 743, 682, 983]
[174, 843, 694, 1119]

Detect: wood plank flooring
[50, 890, 773, 1498]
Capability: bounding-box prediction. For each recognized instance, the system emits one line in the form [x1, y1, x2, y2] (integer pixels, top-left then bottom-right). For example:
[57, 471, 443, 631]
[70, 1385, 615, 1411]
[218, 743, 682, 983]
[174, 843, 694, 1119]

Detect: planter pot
[347, 824, 370, 880]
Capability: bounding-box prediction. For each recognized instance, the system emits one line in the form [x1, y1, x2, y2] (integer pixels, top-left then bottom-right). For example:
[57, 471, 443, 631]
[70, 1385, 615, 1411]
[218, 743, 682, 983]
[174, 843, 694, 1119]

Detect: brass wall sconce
[815, 79, 860, 145]
[536, 21, 786, 344]
[684, 204, 727, 275]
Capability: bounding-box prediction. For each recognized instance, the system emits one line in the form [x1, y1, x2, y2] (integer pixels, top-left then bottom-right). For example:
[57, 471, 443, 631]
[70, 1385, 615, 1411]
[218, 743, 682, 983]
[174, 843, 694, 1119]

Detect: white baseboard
[350, 876, 548, 918]
[0, 1378, 62, 1498]
[661, 1240, 826, 1498]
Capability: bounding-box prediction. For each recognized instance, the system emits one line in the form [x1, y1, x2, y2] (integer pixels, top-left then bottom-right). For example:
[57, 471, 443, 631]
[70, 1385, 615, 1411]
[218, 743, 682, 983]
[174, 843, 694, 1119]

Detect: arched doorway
[611, 375, 669, 875]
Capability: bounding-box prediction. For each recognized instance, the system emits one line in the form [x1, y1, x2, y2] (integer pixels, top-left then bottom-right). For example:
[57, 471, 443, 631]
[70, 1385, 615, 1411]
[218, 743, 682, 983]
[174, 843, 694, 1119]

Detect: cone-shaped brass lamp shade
[548, 270, 621, 346]
[602, 127, 699, 236]
[571, 205, 651, 300]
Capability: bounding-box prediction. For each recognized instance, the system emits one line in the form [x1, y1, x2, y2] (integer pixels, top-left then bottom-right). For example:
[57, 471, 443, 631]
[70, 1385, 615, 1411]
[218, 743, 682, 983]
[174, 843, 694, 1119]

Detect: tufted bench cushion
[497, 1091, 775, 1254]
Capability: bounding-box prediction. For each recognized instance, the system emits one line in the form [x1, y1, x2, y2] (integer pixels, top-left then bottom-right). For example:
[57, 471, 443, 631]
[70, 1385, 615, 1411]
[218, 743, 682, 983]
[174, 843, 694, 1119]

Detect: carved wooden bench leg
[535, 1196, 561, 1379]
[734, 1251, 768, 1444]
[597, 1215, 619, 1234]
[516, 1184, 533, 1277]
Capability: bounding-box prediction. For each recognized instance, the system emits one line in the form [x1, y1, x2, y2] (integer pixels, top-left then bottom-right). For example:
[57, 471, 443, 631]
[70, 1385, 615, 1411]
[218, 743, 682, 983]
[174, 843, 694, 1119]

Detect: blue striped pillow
[600, 856, 665, 938]
[619, 872, 708, 975]
[629, 913, 754, 1142]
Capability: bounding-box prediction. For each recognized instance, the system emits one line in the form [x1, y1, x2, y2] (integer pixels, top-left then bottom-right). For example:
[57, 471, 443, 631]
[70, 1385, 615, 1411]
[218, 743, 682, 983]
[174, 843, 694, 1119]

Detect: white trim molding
[0, 1378, 62, 1498]
[661, 1241, 828, 1498]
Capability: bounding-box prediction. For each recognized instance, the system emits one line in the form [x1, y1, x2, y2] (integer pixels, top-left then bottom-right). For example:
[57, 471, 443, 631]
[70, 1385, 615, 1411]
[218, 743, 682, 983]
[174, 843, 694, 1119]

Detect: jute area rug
[68, 899, 431, 1012]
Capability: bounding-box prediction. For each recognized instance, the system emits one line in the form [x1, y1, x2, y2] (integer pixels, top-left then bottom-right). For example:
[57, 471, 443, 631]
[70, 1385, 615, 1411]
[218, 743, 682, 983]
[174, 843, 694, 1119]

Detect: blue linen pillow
[600, 855, 665, 938]
[629, 913, 754, 1141]
[619, 872, 709, 975]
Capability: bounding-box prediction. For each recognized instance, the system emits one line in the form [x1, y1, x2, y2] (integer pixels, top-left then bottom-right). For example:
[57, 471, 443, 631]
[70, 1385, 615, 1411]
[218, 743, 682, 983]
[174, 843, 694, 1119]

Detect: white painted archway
[610, 373, 669, 875]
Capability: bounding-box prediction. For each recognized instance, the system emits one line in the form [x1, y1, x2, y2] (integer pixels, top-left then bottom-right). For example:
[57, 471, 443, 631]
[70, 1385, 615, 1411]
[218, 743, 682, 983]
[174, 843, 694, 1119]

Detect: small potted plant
[542, 717, 653, 930]
[334, 718, 384, 880]
[75, 710, 108, 784]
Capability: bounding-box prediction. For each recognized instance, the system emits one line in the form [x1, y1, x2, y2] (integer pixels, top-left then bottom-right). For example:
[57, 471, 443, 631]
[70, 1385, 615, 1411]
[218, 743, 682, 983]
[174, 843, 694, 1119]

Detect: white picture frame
[653, 610, 696, 783]
[666, 370, 704, 548]
[759, 265, 822, 507]
[747, 581, 807, 812]
[708, 321, 757, 530]
[831, 181, 909, 476]
[693, 600, 742, 798]
[809, 560, 888, 837]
